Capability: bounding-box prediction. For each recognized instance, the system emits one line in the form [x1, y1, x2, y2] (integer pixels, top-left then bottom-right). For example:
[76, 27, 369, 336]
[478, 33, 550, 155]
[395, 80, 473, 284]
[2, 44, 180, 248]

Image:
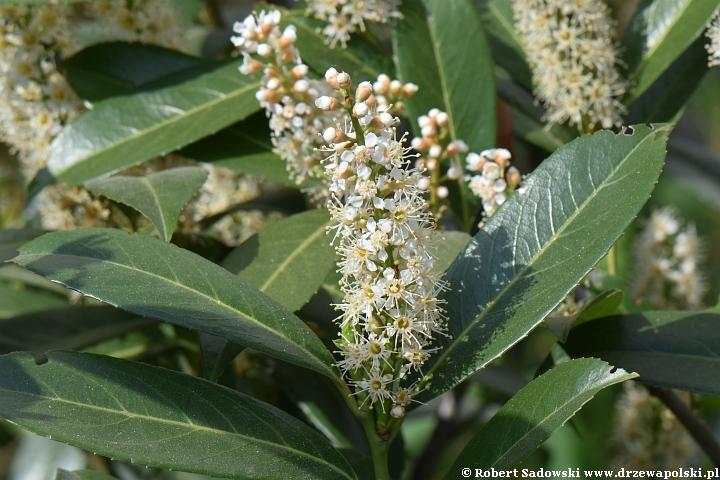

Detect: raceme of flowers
[611, 383, 698, 470]
[633, 207, 707, 310]
[512, 0, 627, 133]
[464, 148, 520, 219]
[233, 10, 417, 203]
[317, 68, 445, 420]
[304, 0, 401, 48]
[707, 10, 720, 68]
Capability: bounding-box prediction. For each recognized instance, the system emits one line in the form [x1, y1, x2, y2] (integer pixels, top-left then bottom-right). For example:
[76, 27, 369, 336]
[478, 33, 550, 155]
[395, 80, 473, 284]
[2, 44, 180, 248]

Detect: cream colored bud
[256, 43, 272, 57]
[506, 166, 521, 187]
[355, 81, 372, 102]
[389, 79, 402, 94]
[429, 108, 440, 119]
[266, 77, 281, 90]
[323, 127, 337, 143]
[365, 94, 377, 108]
[446, 142, 460, 156]
[417, 177, 431, 190]
[391, 405, 405, 418]
[447, 163, 462, 180]
[428, 145, 442, 158]
[373, 74, 390, 95]
[293, 79, 309, 93]
[437, 186, 449, 199]
[421, 124, 435, 138]
[379, 112, 395, 127]
[353, 102, 369, 117]
[436, 111, 449, 127]
[325, 67, 339, 89]
[426, 158, 438, 171]
[291, 64, 308, 79]
[402, 83, 419, 97]
[315, 96, 340, 111]
[337, 71, 352, 89]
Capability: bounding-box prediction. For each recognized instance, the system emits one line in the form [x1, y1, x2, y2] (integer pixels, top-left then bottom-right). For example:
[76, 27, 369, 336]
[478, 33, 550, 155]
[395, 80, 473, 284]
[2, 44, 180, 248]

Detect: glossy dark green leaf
[0, 285, 68, 318]
[474, 0, 533, 89]
[59, 42, 206, 103]
[223, 209, 336, 312]
[544, 289, 623, 342]
[86, 166, 208, 241]
[56, 469, 118, 480]
[0, 306, 154, 358]
[0, 264, 70, 296]
[0, 228, 47, 263]
[284, 12, 395, 83]
[394, 0, 496, 230]
[0, 351, 356, 480]
[12, 228, 340, 381]
[496, 77, 575, 152]
[564, 311, 720, 396]
[417, 124, 671, 402]
[446, 358, 635, 473]
[33, 60, 261, 189]
[178, 112, 299, 187]
[198, 332, 244, 382]
[434, 231, 472, 274]
[623, 0, 719, 101]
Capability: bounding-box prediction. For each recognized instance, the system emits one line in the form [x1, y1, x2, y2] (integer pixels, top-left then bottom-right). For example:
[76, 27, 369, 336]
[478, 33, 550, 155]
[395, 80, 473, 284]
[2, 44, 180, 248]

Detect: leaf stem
[359, 410, 391, 480]
[607, 244, 617, 276]
[647, 385, 720, 467]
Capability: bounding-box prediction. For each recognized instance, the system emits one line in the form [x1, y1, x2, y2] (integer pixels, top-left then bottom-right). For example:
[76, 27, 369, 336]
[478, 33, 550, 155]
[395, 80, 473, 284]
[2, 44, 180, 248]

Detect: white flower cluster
[305, 0, 401, 48]
[633, 207, 707, 310]
[513, 0, 627, 133]
[0, 5, 83, 180]
[465, 148, 520, 218]
[233, 10, 417, 203]
[706, 10, 720, 68]
[611, 383, 698, 470]
[87, 0, 188, 51]
[319, 68, 445, 418]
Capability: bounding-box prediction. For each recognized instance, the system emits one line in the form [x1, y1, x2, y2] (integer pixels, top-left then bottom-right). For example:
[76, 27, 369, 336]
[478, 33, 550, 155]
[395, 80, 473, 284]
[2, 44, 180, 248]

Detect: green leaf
[0, 306, 154, 358]
[0, 285, 68, 318]
[623, 0, 720, 102]
[198, 332, 244, 382]
[284, 12, 395, 83]
[474, 0, 533, 89]
[59, 42, 206, 104]
[496, 77, 575, 152]
[86, 166, 209, 241]
[0, 228, 47, 263]
[433, 231, 472, 274]
[223, 209, 336, 312]
[564, 311, 720, 396]
[32, 60, 261, 189]
[394, 0, 496, 230]
[56, 469, 118, 480]
[446, 358, 635, 473]
[544, 289, 623, 342]
[0, 351, 356, 480]
[625, 34, 711, 124]
[418, 124, 670, 402]
[12, 228, 340, 381]
[178, 112, 302, 187]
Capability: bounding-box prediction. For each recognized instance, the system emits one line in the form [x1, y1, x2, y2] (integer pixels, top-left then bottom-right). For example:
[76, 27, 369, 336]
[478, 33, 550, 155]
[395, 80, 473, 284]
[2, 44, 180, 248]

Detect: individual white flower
[633, 207, 707, 310]
[513, 0, 627, 133]
[707, 10, 720, 67]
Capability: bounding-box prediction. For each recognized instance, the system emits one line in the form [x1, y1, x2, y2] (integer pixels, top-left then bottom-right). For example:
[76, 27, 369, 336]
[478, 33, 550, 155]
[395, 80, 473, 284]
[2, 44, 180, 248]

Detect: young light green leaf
[59, 42, 206, 104]
[0, 285, 68, 318]
[446, 358, 635, 473]
[284, 12, 395, 83]
[0, 306, 154, 358]
[394, 0, 496, 230]
[417, 124, 671, 402]
[564, 311, 720, 396]
[0, 351, 356, 480]
[0, 228, 47, 263]
[623, 0, 719, 102]
[12, 228, 340, 381]
[85, 166, 209, 241]
[32, 60, 261, 189]
[223, 209, 336, 313]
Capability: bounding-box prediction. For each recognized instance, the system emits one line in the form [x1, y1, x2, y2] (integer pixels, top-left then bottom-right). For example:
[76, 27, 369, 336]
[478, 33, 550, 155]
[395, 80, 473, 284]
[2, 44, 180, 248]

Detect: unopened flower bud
[379, 112, 395, 127]
[389, 79, 402, 94]
[256, 43, 272, 57]
[325, 67, 339, 89]
[315, 96, 340, 111]
[337, 71, 352, 89]
[426, 158, 438, 171]
[391, 405, 405, 418]
[418, 115, 431, 129]
[429, 108, 440, 119]
[291, 65, 308, 80]
[446, 142, 460, 156]
[355, 81, 372, 102]
[402, 83, 419, 97]
[421, 124, 435, 138]
[293, 79, 309, 93]
[365, 94, 377, 108]
[373, 74, 390, 95]
[506, 166, 521, 187]
[447, 162, 462, 180]
[437, 186, 449, 199]
[323, 127, 337, 143]
[417, 177, 431, 190]
[436, 111, 449, 127]
[353, 102, 369, 117]
[428, 145, 442, 158]
[282, 25, 297, 42]
[266, 77, 281, 90]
